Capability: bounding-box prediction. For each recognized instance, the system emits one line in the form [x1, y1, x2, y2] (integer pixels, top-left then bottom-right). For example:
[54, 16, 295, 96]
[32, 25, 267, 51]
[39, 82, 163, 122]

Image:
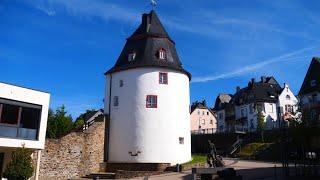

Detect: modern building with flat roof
[0, 82, 50, 179]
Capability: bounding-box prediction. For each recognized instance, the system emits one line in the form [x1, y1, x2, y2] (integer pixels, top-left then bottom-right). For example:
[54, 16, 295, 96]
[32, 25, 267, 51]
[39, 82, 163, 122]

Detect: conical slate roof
[105, 10, 191, 79]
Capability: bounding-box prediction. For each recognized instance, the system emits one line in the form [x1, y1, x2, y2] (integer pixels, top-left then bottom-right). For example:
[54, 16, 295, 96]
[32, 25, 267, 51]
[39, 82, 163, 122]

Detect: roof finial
[150, 0, 157, 10]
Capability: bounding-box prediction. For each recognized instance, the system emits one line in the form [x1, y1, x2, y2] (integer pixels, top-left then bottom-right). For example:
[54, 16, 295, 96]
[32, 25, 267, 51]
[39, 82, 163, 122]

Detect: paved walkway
[130, 158, 283, 180]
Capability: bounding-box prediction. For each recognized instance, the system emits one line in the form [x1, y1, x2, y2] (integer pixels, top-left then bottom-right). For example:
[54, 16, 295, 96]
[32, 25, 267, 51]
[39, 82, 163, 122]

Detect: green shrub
[3, 147, 34, 180]
[46, 105, 73, 139]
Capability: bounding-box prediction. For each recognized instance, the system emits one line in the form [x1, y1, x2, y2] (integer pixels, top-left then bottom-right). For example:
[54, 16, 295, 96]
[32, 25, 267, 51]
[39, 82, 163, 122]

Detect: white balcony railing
[0, 125, 38, 140]
[191, 128, 217, 135]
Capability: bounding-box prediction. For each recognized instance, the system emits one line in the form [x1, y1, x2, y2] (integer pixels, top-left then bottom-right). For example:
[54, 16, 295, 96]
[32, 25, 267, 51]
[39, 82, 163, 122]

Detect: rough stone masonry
[36, 120, 105, 180]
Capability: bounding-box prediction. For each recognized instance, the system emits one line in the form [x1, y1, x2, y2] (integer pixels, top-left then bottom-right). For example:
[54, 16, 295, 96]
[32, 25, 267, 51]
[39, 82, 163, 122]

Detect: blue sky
[1, 0, 320, 118]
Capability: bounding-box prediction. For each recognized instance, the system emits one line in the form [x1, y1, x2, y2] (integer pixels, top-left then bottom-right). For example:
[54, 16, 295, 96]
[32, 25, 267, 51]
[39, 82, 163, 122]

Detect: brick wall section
[38, 120, 105, 180]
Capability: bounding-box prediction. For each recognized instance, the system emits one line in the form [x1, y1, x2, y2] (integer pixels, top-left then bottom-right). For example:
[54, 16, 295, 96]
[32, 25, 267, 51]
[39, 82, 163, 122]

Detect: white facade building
[104, 11, 191, 165]
[0, 82, 50, 179]
[190, 101, 217, 134]
[215, 77, 298, 133]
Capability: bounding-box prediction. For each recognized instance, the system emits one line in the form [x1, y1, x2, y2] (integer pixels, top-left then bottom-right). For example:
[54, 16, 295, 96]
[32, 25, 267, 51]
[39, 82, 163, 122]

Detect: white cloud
[192, 46, 319, 83]
[25, 0, 320, 41]
[29, 0, 140, 23]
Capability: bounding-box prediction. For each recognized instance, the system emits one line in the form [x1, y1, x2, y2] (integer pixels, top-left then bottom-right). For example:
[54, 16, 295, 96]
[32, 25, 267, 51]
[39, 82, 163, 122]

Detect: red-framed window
[146, 95, 157, 108]
[159, 72, 168, 84]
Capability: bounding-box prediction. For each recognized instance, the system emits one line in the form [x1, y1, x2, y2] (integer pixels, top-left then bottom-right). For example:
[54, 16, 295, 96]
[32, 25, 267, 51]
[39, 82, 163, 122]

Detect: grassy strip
[238, 143, 272, 158]
[183, 154, 207, 166]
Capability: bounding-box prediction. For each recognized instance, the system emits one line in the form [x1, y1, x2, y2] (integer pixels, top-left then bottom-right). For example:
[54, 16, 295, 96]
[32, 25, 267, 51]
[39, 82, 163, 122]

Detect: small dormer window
[128, 52, 136, 62]
[310, 80, 316, 87]
[158, 49, 166, 60]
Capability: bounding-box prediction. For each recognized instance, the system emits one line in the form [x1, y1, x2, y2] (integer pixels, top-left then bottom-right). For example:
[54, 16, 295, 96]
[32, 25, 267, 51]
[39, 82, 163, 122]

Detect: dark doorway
[0, 153, 4, 178]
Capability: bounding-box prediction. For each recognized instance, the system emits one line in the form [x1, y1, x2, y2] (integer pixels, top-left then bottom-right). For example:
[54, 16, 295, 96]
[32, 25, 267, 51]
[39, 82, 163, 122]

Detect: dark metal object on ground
[192, 167, 222, 180]
[217, 168, 236, 177]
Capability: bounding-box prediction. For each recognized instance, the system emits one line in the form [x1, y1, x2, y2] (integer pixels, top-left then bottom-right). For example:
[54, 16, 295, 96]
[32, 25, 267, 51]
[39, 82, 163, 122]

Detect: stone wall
[38, 120, 105, 180]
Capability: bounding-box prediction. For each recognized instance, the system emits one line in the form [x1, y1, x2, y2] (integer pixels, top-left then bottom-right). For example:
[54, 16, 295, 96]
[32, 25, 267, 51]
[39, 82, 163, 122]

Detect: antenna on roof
[150, 0, 157, 10]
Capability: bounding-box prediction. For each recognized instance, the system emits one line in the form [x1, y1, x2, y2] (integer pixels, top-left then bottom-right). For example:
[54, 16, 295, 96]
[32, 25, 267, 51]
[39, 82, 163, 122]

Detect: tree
[73, 109, 97, 130]
[3, 147, 34, 180]
[46, 105, 73, 139]
[256, 110, 265, 142]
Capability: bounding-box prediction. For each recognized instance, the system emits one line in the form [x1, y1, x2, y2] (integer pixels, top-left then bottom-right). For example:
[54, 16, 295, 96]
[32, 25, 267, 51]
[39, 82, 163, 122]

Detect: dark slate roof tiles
[299, 57, 320, 95]
[105, 10, 191, 79]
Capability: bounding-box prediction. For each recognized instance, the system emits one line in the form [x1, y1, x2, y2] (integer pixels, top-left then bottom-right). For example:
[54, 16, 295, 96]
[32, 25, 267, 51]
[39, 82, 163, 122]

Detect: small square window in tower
[158, 49, 166, 60]
[146, 95, 157, 108]
[159, 72, 168, 84]
[119, 80, 124, 87]
[128, 52, 136, 62]
[179, 137, 184, 144]
[113, 96, 119, 107]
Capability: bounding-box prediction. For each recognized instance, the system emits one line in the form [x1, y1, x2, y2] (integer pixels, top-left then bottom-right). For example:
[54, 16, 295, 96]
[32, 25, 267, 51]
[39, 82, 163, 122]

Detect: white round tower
[104, 10, 191, 165]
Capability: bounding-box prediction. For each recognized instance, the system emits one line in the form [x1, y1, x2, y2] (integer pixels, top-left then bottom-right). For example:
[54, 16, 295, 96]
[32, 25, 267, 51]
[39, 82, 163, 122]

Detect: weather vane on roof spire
[150, 0, 157, 10]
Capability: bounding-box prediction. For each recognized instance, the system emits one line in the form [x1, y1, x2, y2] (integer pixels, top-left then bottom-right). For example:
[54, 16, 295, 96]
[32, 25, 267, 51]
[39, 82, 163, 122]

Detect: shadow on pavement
[178, 167, 319, 180]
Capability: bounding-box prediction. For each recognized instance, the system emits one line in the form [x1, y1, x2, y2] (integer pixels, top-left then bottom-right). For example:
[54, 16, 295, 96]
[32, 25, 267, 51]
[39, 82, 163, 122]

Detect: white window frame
[270, 103, 274, 113]
[128, 52, 136, 62]
[159, 49, 166, 60]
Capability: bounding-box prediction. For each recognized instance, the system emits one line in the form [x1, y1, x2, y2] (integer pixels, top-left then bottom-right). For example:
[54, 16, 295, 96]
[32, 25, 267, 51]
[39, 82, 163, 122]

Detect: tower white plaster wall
[105, 68, 191, 165]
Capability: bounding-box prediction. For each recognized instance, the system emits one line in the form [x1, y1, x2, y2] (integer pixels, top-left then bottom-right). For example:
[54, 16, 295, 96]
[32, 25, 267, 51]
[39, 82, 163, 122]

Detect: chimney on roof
[202, 100, 207, 106]
[142, 13, 151, 31]
[236, 86, 240, 92]
[251, 78, 255, 84]
[261, 76, 267, 83]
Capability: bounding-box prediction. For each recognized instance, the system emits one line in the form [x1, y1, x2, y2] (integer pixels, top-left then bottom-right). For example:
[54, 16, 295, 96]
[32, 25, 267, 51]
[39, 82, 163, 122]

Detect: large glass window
[0, 99, 41, 140]
[1, 104, 19, 125]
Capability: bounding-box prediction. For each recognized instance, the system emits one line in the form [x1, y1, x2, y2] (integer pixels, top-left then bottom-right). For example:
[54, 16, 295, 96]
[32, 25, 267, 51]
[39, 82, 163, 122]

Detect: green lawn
[183, 154, 207, 166]
[238, 143, 272, 158]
